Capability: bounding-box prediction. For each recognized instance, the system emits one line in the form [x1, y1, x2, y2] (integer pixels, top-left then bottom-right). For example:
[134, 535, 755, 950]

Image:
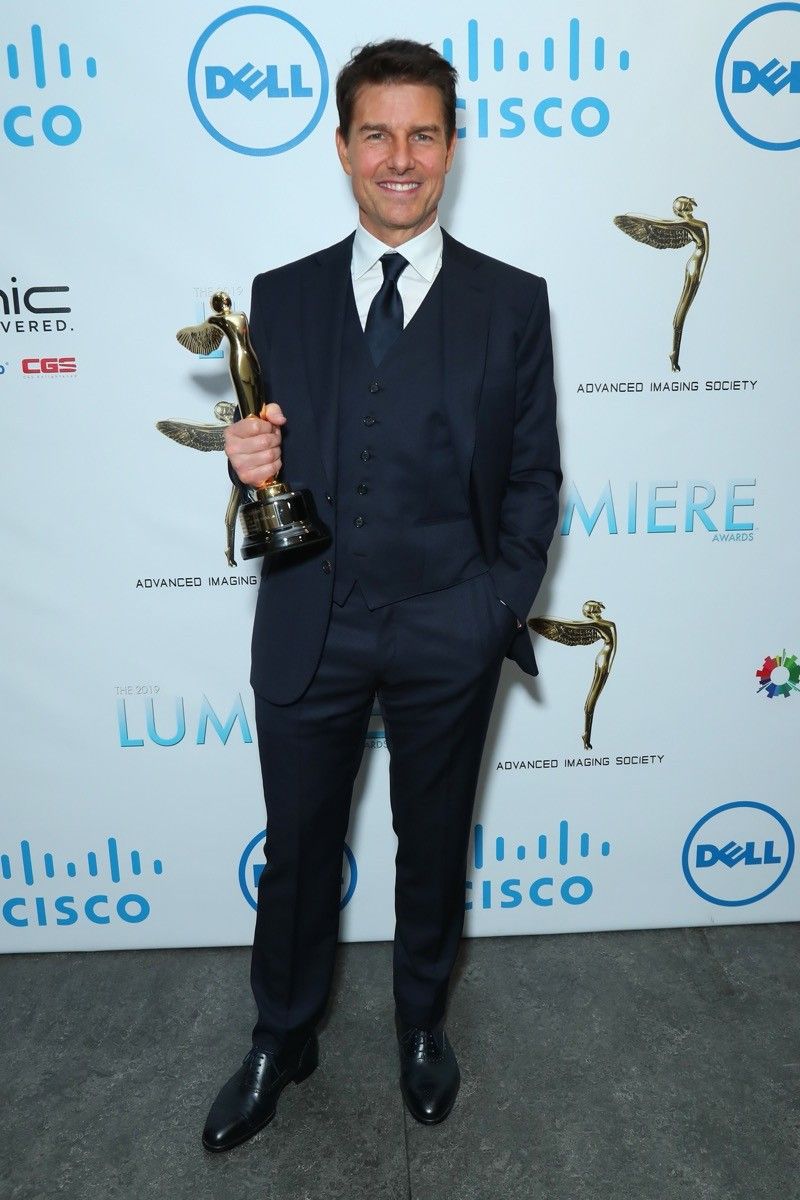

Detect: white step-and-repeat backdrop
[2, 2, 798, 951]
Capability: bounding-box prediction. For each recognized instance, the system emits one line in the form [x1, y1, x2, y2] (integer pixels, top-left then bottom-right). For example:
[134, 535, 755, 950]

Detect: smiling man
[203, 39, 561, 1153]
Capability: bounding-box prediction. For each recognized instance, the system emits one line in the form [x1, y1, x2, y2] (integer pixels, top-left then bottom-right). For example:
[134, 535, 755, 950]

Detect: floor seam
[402, 1095, 412, 1200]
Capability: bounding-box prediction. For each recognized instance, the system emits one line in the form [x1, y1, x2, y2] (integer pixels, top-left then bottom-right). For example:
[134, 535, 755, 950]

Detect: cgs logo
[21, 356, 76, 375]
[2, 24, 98, 148]
[188, 6, 328, 156]
[682, 801, 795, 907]
[716, 3, 800, 150]
[238, 828, 357, 911]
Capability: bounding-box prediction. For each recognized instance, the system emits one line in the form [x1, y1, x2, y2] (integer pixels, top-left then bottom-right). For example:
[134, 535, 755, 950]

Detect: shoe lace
[242, 1048, 274, 1083]
[402, 1029, 443, 1061]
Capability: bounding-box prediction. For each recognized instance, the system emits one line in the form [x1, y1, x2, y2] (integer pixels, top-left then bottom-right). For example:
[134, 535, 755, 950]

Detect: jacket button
[322, 559, 332, 574]
[362, 414, 375, 426]
[325, 493, 334, 505]
[360, 449, 371, 462]
[354, 516, 365, 528]
[368, 381, 381, 394]
[356, 482, 368, 495]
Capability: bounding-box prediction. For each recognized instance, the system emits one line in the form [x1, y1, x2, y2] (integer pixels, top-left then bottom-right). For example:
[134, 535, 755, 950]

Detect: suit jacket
[246, 229, 561, 704]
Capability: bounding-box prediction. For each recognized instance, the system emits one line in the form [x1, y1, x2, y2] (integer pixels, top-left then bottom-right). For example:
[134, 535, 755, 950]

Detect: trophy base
[239, 483, 329, 560]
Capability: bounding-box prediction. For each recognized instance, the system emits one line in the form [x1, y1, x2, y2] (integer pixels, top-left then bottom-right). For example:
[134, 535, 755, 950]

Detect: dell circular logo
[716, 3, 800, 151]
[188, 6, 328, 156]
[682, 801, 794, 907]
[238, 829, 357, 911]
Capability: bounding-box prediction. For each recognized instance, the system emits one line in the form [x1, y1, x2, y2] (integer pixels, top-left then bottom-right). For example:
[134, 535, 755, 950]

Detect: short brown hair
[336, 39, 458, 142]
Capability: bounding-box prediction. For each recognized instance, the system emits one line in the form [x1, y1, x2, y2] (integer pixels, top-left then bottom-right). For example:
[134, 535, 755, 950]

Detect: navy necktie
[365, 253, 408, 364]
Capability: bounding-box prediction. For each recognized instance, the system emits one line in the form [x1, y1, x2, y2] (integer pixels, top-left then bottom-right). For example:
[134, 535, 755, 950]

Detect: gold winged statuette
[613, 196, 709, 372]
[529, 601, 617, 749]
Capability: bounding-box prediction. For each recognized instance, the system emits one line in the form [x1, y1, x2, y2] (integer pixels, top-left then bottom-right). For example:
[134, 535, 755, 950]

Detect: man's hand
[224, 402, 286, 485]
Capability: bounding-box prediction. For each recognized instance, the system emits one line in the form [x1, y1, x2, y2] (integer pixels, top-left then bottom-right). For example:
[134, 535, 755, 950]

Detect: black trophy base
[239, 485, 329, 560]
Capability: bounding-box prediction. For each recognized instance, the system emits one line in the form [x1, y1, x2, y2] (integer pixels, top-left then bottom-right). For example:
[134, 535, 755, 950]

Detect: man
[202, 39, 561, 1152]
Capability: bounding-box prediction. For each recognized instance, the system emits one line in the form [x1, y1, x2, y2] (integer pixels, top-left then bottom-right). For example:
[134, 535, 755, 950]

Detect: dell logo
[188, 7, 328, 156]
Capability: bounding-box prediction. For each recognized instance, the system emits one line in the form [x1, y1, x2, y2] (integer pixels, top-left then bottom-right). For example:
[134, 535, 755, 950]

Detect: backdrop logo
[1, 277, 71, 335]
[21, 355, 76, 375]
[365, 700, 386, 748]
[560, 479, 756, 538]
[1, 836, 163, 928]
[443, 16, 630, 140]
[188, 6, 328, 156]
[756, 650, 800, 697]
[117, 693, 253, 747]
[1, 24, 97, 147]
[682, 802, 794, 907]
[613, 197, 709, 373]
[238, 829, 357, 911]
[716, 3, 800, 150]
[466, 820, 611, 910]
[529, 601, 616, 749]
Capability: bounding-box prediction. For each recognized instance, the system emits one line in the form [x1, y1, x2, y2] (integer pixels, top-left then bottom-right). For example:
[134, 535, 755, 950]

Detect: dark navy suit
[244, 230, 561, 1049]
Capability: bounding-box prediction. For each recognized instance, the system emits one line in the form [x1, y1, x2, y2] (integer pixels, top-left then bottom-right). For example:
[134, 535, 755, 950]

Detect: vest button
[362, 414, 376, 426]
[360, 449, 371, 462]
[322, 559, 332, 574]
[368, 381, 382, 394]
[354, 516, 365, 528]
[356, 482, 368, 495]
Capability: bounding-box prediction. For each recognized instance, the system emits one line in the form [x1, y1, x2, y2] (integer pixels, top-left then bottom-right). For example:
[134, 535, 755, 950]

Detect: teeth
[381, 182, 419, 191]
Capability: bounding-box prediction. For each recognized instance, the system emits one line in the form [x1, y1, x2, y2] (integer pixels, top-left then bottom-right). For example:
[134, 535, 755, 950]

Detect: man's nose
[386, 138, 413, 172]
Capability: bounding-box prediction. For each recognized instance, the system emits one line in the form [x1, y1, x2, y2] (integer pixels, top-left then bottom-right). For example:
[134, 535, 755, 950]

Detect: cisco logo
[2, 24, 97, 147]
[560, 479, 756, 537]
[188, 6, 328, 156]
[716, 3, 800, 150]
[1, 837, 163, 929]
[443, 16, 630, 140]
[682, 802, 794, 907]
[466, 820, 611, 910]
[238, 829, 357, 911]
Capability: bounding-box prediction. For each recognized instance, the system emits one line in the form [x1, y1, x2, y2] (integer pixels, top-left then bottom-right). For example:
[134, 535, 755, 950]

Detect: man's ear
[445, 130, 457, 173]
[335, 127, 352, 176]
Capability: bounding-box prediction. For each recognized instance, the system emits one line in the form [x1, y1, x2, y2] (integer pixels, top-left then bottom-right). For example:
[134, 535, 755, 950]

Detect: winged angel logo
[529, 601, 617, 749]
[613, 196, 709, 372]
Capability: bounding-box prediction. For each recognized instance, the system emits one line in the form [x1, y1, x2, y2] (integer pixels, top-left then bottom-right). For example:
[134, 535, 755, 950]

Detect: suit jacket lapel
[441, 230, 492, 499]
[301, 233, 354, 493]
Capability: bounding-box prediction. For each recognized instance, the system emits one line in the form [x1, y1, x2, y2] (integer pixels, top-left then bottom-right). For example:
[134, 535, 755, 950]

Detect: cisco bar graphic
[442, 17, 630, 81]
[1, 838, 163, 886]
[3, 25, 97, 86]
[473, 820, 611, 870]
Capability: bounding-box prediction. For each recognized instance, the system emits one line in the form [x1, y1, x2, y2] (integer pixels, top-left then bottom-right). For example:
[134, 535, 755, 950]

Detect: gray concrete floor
[1, 925, 798, 1200]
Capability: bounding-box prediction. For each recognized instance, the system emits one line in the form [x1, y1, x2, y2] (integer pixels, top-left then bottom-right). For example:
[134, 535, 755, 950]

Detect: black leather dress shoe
[202, 1033, 318, 1152]
[398, 1028, 460, 1124]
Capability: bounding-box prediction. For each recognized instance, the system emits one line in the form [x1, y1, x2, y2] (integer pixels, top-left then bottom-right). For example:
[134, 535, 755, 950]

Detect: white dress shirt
[351, 220, 443, 331]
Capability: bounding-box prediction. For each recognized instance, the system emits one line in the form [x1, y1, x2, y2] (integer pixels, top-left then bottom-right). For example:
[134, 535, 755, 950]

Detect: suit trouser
[249, 570, 515, 1051]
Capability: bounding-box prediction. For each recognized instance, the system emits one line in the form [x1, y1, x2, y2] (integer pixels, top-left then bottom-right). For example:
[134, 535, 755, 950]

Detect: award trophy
[175, 291, 329, 562]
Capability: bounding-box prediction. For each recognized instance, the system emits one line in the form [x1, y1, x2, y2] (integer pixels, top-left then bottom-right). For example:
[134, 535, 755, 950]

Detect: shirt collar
[352, 220, 443, 282]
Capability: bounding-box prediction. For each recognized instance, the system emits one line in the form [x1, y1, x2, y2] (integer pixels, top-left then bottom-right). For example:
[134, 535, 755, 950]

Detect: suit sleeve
[488, 278, 562, 624]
